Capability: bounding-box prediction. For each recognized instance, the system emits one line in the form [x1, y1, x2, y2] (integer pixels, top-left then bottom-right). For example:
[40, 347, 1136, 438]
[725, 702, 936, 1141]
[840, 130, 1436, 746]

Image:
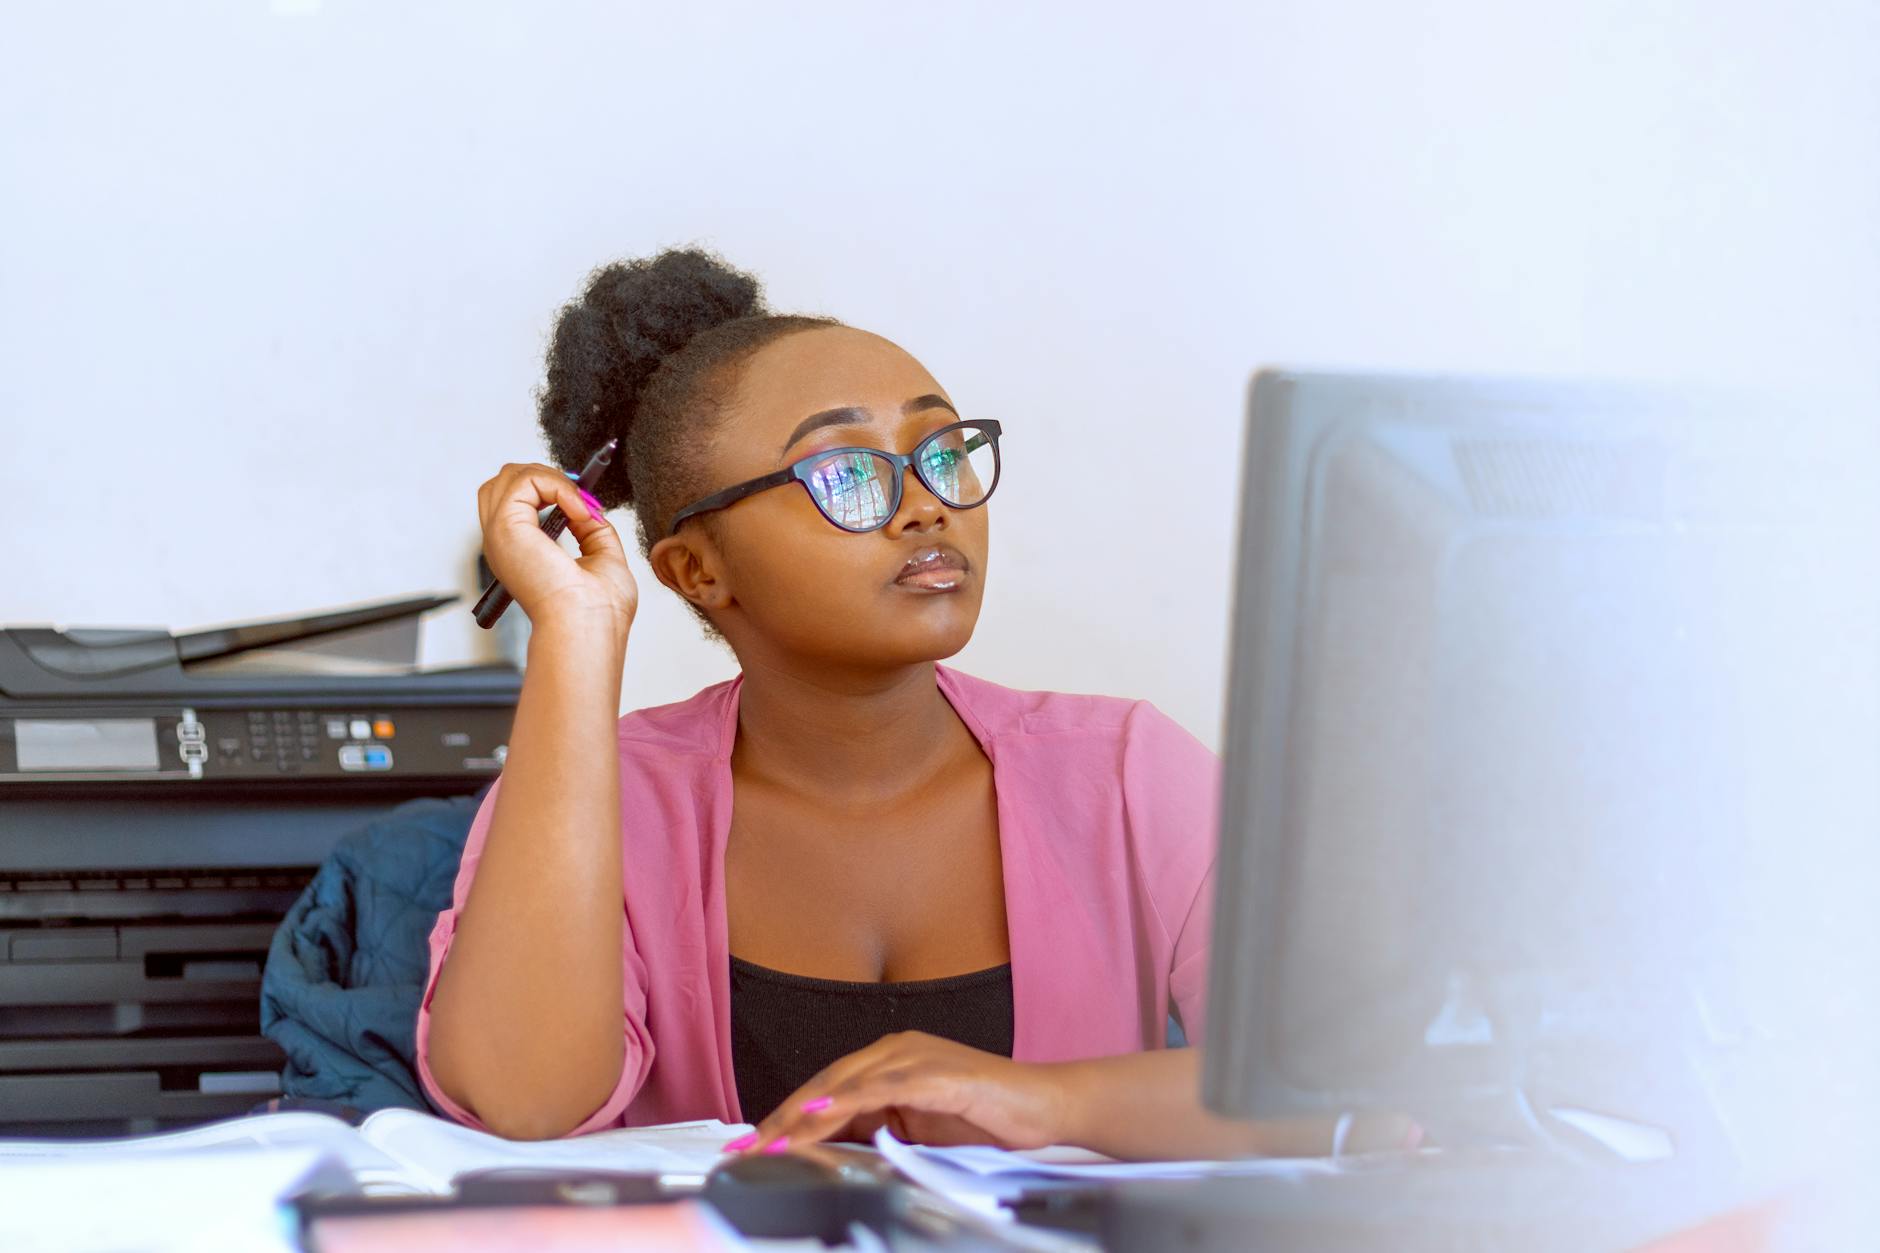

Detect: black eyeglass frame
[666, 419, 1003, 537]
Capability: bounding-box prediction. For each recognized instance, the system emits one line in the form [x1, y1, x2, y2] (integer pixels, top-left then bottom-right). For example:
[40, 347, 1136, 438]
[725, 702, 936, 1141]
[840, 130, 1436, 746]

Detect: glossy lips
[893, 544, 969, 592]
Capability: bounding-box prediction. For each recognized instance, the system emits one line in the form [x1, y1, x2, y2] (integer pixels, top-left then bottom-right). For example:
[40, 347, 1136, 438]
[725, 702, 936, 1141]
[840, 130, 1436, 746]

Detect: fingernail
[578, 488, 604, 518]
[800, 1096, 833, 1114]
[721, 1132, 757, 1152]
[762, 1136, 790, 1154]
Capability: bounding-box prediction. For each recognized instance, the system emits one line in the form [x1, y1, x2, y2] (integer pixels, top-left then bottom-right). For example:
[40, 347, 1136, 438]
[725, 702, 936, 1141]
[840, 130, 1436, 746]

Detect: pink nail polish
[578, 488, 604, 517]
[722, 1132, 757, 1152]
[800, 1096, 833, 1114]
[762, 1136, 790, 1154]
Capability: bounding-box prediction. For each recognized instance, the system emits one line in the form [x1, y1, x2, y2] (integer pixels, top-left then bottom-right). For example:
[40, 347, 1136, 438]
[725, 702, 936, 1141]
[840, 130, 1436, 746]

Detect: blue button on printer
[338, 744, 394, 772]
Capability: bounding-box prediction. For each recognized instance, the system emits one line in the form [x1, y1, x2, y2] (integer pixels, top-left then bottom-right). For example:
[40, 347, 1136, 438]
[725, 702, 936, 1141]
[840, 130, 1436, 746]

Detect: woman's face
[653, 325, 991, 670]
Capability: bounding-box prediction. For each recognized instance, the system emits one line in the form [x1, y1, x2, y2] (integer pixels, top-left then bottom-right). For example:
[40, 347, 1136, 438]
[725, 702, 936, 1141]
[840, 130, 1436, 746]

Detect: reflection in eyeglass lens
[809, 452, 892, 528]
[919, 427, 990, 505]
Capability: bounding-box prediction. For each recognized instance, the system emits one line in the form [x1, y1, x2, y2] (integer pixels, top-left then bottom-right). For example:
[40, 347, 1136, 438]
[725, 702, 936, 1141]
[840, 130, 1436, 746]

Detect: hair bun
[537, 248, 766, 507]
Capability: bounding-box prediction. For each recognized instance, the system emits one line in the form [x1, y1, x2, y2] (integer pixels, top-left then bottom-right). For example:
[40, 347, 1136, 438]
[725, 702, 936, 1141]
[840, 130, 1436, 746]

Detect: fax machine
[0, 594, 520, 1135]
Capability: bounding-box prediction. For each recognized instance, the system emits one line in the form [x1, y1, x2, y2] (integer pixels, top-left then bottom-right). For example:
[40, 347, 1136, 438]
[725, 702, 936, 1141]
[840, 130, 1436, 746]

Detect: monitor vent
[1454, 439, 1665, 519]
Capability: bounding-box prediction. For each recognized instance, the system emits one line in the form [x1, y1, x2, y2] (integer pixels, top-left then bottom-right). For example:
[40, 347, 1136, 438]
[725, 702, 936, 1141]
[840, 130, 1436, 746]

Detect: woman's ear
[648, 532, 733, 613]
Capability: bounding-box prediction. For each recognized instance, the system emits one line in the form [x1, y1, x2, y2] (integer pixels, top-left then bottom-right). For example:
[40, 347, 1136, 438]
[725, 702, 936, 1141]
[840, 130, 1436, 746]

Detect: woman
[419, 249, 1408, 1158]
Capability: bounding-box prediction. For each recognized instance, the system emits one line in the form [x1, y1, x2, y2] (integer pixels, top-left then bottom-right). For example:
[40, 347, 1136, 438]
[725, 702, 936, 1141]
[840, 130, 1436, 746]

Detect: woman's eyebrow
[903, 393, 957, 419]
[777, 394, 958, 459]
[779, 407, 868, 459]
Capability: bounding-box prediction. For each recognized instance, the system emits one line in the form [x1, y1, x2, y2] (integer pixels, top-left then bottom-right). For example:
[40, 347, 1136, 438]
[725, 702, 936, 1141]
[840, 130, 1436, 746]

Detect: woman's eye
[813, 454, 881, 492]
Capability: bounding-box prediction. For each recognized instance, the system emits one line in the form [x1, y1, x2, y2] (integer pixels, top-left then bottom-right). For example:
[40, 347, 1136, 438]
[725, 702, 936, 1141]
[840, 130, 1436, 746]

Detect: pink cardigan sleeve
[1120, 701, 1221, 1042]
[412, 776, 656, 1135]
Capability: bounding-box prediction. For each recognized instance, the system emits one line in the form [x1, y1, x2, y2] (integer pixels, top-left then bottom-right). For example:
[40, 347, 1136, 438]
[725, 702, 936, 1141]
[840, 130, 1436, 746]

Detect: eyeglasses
[667, 419, 1003, 536]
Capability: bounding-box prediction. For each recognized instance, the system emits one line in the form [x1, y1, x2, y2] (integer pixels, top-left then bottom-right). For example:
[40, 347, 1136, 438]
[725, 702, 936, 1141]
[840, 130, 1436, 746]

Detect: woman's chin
[901, 599, 982, 660]
[856, 611, 981, 668]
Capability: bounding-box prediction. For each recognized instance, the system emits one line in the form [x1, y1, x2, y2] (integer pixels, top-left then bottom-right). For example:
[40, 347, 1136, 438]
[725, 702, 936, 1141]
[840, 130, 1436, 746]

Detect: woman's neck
[730, 658, 967, 805]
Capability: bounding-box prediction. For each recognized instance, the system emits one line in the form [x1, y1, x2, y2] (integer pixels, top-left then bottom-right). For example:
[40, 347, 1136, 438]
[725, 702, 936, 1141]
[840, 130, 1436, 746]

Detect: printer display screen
[14, 718, 160, 771]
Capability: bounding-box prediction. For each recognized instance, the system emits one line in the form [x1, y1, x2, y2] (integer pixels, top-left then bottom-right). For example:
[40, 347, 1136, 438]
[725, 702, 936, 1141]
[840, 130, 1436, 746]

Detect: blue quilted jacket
[259, 794, 480, 1112]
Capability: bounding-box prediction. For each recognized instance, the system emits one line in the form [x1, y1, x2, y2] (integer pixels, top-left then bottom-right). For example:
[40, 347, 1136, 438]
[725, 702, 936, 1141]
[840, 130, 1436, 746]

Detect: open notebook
[0, 1108, 755, 1197]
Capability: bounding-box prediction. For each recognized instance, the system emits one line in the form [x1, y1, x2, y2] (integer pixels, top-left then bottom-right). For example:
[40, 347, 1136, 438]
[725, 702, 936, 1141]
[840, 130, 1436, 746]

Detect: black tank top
[729, 955, 1015, 1124]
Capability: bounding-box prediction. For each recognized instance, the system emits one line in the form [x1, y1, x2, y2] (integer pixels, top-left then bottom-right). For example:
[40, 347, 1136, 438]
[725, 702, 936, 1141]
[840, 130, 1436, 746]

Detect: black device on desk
[704, 1151, 898, 1242]
[0, 594, 520, 1136]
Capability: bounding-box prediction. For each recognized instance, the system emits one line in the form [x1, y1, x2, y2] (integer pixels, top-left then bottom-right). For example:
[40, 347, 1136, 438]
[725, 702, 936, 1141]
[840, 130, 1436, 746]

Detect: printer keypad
[224, 710, 415, 773]
[240, 710, 325, 771]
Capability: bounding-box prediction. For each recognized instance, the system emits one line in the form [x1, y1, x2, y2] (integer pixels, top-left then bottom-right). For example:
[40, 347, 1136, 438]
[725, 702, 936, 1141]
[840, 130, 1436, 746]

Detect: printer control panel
[0, 704, 512, 785]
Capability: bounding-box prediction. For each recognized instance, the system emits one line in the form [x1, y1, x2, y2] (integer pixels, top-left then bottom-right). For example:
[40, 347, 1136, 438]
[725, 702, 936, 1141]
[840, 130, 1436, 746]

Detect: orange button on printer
[371, 719, 396, 740]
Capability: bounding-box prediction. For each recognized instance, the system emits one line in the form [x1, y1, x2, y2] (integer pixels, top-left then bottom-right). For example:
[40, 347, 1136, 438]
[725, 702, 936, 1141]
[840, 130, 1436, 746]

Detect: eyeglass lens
[803, 424, 998, 531]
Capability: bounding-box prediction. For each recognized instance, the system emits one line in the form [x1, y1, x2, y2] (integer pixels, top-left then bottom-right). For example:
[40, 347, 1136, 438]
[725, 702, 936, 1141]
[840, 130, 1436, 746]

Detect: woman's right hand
[476, 462, 638, 637]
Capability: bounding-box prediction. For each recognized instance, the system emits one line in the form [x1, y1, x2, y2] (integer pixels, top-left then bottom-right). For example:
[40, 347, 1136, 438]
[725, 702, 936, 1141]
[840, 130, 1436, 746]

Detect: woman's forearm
[423, 609, 629, 1139]
[1049, 1049, 1349, 1161]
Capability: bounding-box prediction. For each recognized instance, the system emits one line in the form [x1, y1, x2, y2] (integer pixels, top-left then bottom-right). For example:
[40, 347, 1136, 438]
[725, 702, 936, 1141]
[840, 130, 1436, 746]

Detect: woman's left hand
[730, 1031, 1067, 1154]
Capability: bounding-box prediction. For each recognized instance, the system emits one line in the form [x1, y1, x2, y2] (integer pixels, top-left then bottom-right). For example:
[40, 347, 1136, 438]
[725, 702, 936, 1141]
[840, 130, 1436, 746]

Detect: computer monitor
[1201, 370, 1877, 1182]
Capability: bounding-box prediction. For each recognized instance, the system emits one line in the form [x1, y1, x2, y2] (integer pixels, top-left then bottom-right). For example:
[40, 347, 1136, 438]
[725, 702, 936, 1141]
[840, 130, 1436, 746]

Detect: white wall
[2, 0, 1875, 747]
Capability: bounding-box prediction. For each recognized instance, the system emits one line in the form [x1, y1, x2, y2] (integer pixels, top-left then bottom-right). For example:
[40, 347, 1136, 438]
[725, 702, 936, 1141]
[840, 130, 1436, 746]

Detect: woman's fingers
[475, 462, 635, 622]
[735, 1033, 1059, 1154]
[562, 488, 627, 559]
[741, 1036, 917, 1150]
[755, 1063, 961, 1151]
[482, 463, 602, 534]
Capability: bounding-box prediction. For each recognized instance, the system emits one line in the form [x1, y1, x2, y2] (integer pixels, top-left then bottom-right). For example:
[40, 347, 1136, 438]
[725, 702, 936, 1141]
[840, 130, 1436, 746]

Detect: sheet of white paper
[0, 1111, 757, 1200]
[0, 1146, 341, 1253]
[904, 1138, 1340, 1181]
[359, 1109, 755, 1192]
[872, 1130, 1019, 1215]
[1549, 1106, 1676, 1162]
[872, 1127, 1339, 1213]
[0, 1110, 414, 1193]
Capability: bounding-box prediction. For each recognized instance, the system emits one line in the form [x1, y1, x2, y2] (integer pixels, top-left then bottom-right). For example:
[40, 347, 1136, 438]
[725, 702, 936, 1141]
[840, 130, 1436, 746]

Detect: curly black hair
[537, 248, 838, 557]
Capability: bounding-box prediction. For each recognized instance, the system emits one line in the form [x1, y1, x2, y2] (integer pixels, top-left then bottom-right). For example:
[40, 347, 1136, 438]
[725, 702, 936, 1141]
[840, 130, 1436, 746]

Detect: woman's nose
[887, 466, 949, 534]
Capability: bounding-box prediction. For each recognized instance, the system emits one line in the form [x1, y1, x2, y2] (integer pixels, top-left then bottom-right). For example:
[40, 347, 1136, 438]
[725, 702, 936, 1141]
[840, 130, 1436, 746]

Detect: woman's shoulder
[611, 676, 738, 762]
[943, 667, 1217, 940]
[937, 665, 1214, 764]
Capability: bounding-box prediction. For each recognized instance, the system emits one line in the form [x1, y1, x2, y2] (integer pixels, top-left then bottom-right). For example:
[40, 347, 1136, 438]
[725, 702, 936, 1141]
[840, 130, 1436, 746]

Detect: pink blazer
[416, 664, 1220, 1133]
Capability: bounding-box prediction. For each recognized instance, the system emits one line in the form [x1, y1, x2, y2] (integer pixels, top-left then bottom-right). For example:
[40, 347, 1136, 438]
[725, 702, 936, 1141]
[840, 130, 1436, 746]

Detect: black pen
[472, 438, 618, 630]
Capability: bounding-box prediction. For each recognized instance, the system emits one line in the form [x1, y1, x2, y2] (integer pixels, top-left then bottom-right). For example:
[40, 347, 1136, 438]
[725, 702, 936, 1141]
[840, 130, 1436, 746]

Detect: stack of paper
[871, 1128, 1338, 1217]
[0, 1146, 346, 1253]
[0, 1110, 756, 1252]
[0, 1109, 752, 1198]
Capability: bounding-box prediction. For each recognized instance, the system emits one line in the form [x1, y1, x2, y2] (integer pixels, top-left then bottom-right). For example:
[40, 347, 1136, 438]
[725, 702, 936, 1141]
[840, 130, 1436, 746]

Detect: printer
[0, 594, 520, 1135]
